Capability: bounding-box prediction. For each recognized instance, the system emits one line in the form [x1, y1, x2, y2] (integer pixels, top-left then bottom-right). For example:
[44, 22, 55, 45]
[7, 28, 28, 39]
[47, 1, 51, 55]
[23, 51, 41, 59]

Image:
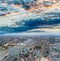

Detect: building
[0, 52, 17, 61]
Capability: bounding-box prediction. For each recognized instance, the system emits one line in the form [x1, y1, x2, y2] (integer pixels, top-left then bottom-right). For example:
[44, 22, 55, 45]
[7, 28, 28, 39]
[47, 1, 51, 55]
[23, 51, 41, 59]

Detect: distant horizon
[0, 32, 60, 37]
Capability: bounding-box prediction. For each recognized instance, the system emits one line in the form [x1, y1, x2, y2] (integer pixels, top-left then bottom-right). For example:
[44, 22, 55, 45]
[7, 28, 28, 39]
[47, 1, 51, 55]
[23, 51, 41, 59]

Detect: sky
[0, 0, 60, 34]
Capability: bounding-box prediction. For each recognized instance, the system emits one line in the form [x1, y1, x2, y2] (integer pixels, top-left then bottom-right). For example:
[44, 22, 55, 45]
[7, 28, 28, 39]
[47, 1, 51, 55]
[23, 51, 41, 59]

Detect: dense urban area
[0, 0, 60, 61]
[0, 35, 60, 61]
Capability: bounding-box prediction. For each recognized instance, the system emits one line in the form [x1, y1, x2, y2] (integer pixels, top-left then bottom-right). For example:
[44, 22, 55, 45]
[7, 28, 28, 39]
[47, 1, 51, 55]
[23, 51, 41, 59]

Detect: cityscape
[0, 0, 60, 61]
[0, 33, 60, 61]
